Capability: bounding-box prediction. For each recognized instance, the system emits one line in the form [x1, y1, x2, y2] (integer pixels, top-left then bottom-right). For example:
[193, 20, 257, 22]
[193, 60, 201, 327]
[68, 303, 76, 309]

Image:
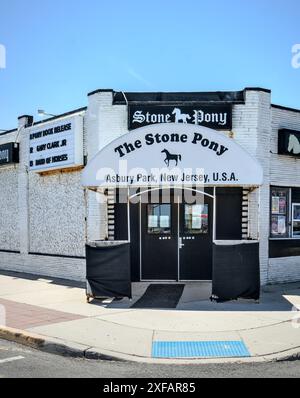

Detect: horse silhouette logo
[172, 108, 191, 124]
[288, 134, 300, 155]
[161, 149, 182, 167]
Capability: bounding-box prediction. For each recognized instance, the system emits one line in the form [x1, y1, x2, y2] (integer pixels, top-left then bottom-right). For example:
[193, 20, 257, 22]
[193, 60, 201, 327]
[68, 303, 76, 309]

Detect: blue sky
[0, 0, 299, 129]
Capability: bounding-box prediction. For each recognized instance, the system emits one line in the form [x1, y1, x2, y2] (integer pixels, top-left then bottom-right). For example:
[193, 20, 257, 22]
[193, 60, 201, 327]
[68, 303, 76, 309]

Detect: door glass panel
[293, 222, 300, 237]
[147, 204, 171, 235]
[184, 204, 208, 235]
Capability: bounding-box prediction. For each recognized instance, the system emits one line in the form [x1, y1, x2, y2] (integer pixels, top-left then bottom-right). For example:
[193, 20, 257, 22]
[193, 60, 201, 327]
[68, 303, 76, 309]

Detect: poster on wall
[29, 115, 83, 172]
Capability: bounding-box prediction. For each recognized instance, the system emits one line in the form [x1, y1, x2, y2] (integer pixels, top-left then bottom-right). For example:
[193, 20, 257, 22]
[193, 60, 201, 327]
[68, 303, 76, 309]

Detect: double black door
[141, 191, 213, 281]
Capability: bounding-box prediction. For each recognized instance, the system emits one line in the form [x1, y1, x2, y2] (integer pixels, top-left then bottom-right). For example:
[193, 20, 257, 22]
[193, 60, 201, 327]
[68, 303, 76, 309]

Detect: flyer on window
[279, 197, 287, 215]
[271, 215, 286, 235]
[272, 197, 280, 214]
[277, 216, 286, 235]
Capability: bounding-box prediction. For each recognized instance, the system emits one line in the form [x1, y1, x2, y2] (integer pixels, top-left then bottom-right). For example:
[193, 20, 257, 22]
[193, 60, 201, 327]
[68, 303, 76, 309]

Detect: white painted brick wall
[233, 90, 272, 285]
[268, 257, 300, 284]
[0, 166, 19, 251]
[0, 128, 20, 252]
[29, 170, 86, 257]
[271, 107, 300, 186]
[267, 106, 300, 283]
[86, 91, 128, 242]
[0, 252, 85, 281]
[0, 113, 87, 281]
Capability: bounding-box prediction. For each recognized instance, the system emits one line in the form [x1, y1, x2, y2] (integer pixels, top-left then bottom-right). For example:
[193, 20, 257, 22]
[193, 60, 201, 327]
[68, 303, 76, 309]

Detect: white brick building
[0, 87, 300, 290]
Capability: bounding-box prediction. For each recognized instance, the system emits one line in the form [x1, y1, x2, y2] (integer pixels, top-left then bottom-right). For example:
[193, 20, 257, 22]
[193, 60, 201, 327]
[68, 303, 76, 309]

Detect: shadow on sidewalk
[0, 270, 85, 289]
[1, 270, 299, 313]
[88, 282, 300, 313]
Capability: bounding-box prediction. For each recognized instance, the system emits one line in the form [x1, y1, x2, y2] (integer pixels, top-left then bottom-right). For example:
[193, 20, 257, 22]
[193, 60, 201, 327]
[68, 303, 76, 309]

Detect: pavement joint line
[90, 316, 293, 334]
[87, 316, 160, 332]
[89, 309, 139, 318]
[151, 330, 155, 346]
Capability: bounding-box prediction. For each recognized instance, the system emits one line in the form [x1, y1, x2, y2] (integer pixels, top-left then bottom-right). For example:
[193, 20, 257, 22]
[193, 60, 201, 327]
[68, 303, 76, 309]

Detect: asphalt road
[0, 339, 300, 378]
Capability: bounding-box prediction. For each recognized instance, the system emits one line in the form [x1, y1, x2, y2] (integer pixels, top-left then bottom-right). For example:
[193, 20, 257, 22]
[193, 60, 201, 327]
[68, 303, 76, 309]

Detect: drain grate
[152, 341, 251, 359]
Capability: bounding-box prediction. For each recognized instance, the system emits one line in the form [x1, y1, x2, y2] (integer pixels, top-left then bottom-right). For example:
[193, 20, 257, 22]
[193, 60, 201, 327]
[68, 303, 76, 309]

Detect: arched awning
[82, 124, 263, 188]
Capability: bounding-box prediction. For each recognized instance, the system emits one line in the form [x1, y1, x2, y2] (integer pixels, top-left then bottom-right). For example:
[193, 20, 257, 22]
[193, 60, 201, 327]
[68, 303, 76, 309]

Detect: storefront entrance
[83, 122, 263, 300]
[140, 190, 213, 281]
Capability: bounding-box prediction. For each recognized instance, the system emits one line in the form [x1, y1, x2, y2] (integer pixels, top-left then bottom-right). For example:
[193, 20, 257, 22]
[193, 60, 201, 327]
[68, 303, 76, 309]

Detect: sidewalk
[0, 270, 300, 363]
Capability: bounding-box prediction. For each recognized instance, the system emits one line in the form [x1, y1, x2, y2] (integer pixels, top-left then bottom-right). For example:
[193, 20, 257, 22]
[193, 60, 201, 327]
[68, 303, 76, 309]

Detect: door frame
[129, 187, 216, 282]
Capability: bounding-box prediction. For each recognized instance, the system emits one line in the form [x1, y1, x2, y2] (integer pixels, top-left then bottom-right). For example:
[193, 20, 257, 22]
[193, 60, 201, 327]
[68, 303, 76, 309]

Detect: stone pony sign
[82, 124, 263, 189]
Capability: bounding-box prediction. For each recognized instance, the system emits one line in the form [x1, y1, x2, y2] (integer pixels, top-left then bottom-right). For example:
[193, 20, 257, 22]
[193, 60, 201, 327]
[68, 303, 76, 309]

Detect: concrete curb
[0, 326, 87, 359]
[1, 325, 300, 365]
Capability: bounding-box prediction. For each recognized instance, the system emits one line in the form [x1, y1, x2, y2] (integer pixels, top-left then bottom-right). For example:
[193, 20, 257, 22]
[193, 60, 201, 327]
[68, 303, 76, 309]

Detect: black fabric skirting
[212, 242, 260, 302]
[86, 243, 132, 299]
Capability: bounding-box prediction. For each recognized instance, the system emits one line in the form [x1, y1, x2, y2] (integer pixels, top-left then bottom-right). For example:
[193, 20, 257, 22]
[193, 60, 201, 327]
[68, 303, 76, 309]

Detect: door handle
[179, 238, 185, 249]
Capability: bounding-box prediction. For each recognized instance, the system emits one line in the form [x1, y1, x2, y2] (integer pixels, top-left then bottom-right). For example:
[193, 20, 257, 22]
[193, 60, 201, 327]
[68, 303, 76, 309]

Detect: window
[270, 188, 289, 238]
[184, 204, 209, 235]
[270, 187, 300, 239]
[147, 204, 171, 235]
[292, 204, 300, 238]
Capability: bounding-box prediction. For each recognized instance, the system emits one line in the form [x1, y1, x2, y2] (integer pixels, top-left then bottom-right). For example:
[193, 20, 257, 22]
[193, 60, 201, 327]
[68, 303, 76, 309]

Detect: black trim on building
[216, 188, 243, 240]
[244, 87, 271, 94]
[18, 115, 34, 127]
[0, 250, 21, 254]
[269, 239, 300, 258]
[87, 89, 114, 96]
[113, 90, 246, 105]
[3, 108, 87, 134]
[292, 188, 300, 203]
[86, 87, 271, 105]
[29, 252, 86, 260]
[18, 114, 33, 120]
[0, 128, 17, 136]
[31, 107, 87, 127]
[272, 104, 300, 114]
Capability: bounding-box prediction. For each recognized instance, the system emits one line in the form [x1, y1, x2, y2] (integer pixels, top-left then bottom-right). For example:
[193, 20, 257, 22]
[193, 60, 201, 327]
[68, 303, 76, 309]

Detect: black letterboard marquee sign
[29, 116, 83, 172]
[278, 129, 300, 157]
[129, 105, 232, 131]
[0, 143, 19, 166]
